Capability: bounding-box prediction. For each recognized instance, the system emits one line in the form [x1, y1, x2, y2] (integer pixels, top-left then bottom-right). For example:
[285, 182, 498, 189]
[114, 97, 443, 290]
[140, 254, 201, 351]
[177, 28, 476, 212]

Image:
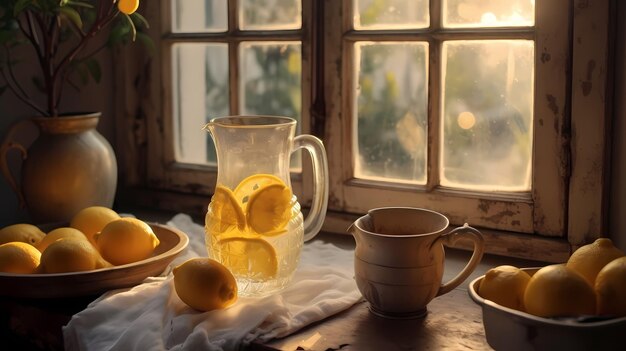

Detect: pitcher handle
[434, 223, 485, 296]
[293, 134, 329, 242]
[0, 120, 32, 208]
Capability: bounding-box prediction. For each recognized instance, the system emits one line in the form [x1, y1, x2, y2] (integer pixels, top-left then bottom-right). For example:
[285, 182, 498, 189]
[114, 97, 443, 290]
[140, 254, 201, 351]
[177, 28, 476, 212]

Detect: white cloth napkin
[63, 214, 362, 351]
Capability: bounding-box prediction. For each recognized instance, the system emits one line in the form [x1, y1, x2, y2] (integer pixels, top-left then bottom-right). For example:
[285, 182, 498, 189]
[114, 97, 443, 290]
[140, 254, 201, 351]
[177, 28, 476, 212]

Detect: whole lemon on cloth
[39, 239, 112, 273]
[524, 264, 596, 318]
[95, 218, 160, 265]
[70, 206, 121, 246]
[0, 224, 46, 246]
[595, 256, 626, 317]
[37, 227, 90, 253]
[566, 238, 625, 287]
[478, 265, 531, 311]
[173, 257, 238, 312]
[0, 242, 41, 274]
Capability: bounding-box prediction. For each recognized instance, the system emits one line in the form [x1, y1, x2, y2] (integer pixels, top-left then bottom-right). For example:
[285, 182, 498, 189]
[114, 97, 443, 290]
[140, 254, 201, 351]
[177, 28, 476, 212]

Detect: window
[123, 0, 613, 262]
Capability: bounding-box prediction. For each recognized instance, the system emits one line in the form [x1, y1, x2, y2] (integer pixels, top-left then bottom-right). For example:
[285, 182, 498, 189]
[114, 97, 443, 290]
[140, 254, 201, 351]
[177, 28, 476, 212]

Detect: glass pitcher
[203, 116, 328, 296]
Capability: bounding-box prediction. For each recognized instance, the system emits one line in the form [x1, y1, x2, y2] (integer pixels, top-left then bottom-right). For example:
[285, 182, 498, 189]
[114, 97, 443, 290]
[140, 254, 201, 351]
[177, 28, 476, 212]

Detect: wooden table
[259, 288, 489, 351]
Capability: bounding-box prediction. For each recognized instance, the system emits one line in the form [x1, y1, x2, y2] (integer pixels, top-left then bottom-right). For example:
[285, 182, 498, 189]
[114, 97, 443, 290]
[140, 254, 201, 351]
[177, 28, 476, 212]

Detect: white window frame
[115, 0, 613, 262]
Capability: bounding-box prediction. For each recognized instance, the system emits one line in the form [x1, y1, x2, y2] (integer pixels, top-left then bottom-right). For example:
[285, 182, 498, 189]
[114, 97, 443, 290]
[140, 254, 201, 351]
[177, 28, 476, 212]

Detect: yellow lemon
[0, 242, 41, 274]
[246, 183, 292, 234]
[478, 265, 531, 311]
[39, 239, 112, 273]
[207, 185, 246, 235]
[595, 256, 626, 317]
[216, 236, 278, 279]
[234, 173, 285, 206]
[523, 264, 596, 318]
[70, 206, 121, 246]
[95, 218, 160, 265]
[38, 227, 89, 253]
[0, 223, 45, 246]
[566, 238, 625, 286]
[173, 257, 238, 312]
[118, 0, 139, 15]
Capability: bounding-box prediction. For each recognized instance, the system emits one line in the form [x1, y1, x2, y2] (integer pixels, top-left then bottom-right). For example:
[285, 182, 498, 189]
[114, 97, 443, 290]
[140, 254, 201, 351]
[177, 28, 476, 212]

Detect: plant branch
[0, 68, 48, 116]
[2, 45, 30, 99]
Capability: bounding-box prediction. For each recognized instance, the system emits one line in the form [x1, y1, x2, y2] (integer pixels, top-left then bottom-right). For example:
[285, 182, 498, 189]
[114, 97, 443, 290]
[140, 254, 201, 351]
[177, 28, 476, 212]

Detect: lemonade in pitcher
[204, 116, 328, 296]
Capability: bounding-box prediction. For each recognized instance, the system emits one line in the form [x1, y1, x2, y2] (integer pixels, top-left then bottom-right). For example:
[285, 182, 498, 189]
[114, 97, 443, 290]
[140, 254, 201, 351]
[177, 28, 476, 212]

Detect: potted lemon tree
[0, 0, 149, 223]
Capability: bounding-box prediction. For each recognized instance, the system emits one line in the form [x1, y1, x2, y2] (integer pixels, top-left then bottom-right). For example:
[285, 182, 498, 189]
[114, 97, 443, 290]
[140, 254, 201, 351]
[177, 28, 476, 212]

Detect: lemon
[39, 239, 112, 273]
[37, 227, 89, 253]
[234, 173, 285, 206]
[595, 256, 626, 317]
[70, 206, 121, 246]
[246, 183, 292, 234]
[118, 0, 139, 15]
[478, 265, 531, 311]
[207, 185, 246, 235]
[0, 223, 46, 246]
[566, 238, 625, 286]
[523, 264, 596, 318]
[216, 236, 278, 279]
[95, 218, 160, 265]
[0, 242, 41, 274]
[173, 257, 238, 312]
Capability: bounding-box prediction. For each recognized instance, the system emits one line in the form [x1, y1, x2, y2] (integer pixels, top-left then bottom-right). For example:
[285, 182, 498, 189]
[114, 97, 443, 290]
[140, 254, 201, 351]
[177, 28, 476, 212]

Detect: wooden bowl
[469, 267, 626, 351]
[0, 223, 189, 299]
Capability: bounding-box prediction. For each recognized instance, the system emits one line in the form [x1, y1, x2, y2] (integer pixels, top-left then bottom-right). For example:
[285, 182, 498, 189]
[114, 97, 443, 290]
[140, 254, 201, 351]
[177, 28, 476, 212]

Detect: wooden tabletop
[259, 288, 489, 351]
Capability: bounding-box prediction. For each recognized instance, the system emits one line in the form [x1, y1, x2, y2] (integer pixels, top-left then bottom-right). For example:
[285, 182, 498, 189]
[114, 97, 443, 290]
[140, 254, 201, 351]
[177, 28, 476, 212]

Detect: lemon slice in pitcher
[234, 174, 285, 207]
[207, 185, 246, 234]
[246, 183, 293, 235]
[217, 236, 278, 279]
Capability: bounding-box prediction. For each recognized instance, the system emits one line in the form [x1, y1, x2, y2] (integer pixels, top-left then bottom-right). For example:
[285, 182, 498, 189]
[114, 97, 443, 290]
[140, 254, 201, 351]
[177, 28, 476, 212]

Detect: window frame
[115, 0, 614, 262]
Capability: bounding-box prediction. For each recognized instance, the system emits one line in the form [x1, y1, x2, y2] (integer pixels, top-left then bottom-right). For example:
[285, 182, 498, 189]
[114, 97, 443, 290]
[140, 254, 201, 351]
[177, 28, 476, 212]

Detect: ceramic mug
[348, 207, 485, 319]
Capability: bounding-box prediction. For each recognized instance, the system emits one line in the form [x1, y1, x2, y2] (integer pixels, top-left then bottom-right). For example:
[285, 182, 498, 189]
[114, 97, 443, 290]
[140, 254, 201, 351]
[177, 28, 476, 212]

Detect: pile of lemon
[0, 206, 160, 274]
[205, 174, 294, 280]
[479, 238, 626, 318]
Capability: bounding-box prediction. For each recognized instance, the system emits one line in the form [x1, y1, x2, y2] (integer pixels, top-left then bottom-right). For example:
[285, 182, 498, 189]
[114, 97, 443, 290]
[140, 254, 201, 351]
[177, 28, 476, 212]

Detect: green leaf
[0, 30, 14, 44]
[107, 21, 131, 46]
[13, 0, 32, 17]
[131, 12, 149, 29]
[66, 0, 93, 8]
[136, 32, 155, 56]
[59, 6, 82, 29]
[84, 58, 101, 83]
[124, 13, 136, 42]
[32, 76, 46, 93]
[75, 63, 89, 85]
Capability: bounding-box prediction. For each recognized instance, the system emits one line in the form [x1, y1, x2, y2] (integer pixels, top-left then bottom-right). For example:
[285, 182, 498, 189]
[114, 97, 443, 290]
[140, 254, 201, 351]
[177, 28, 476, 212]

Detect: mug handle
[434, 223, 485, 296]
[293, 134, 329, 242]
[0, 120, 33, 208]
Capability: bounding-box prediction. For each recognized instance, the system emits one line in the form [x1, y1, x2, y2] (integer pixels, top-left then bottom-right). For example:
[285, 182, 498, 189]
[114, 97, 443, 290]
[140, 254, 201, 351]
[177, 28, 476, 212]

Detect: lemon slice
[246, 183, 293, 234]
[234, 174, 285, 207]
[207, 185, 246, 234]
[217, 236, 278, 279]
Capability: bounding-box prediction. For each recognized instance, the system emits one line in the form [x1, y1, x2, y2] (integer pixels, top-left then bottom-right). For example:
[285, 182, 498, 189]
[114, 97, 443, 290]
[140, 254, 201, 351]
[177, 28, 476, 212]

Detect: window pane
[171, 0, 228, 33]
[240, 0, 302, 30]
[443, 0, 534, 28]
[354, 0, 429, 30]
[240, 42, 302, 121]
[354, 42, 429, 184]
[173, 43, 230, 165]
[441, 40, 534, 191]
